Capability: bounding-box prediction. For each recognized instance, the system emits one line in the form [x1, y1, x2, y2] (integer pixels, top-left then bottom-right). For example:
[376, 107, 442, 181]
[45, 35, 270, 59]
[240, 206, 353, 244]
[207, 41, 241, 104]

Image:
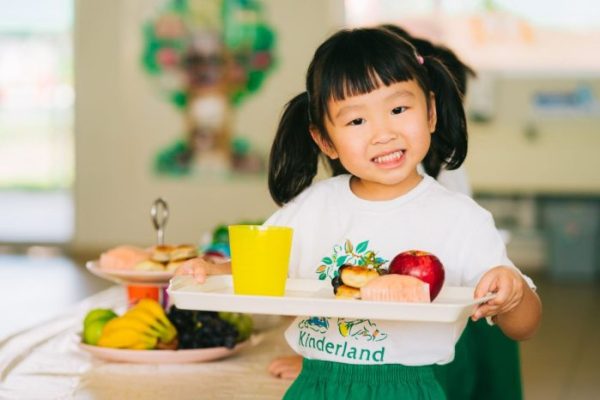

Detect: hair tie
[416, 55, 424, 65]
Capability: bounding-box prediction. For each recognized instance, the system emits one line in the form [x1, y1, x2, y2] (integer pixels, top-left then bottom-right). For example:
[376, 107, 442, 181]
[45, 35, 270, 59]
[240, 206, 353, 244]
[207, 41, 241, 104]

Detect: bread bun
[170, 244, 197, 261]
[165, 259, 186, 272]
[335, 284, 361, 299]
[134, 259, 166, 271]
[150, 245, 175, 263]
[340, 265, 379, 288]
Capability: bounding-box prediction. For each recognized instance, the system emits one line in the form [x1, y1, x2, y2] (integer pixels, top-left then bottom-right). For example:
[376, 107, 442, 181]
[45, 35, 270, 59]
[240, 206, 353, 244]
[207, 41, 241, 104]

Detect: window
[0, 0, 74, 242]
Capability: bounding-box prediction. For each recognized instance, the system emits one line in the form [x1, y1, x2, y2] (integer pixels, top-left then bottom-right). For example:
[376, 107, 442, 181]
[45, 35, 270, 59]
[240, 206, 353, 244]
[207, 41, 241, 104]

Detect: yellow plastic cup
[228, 225, 293, 296]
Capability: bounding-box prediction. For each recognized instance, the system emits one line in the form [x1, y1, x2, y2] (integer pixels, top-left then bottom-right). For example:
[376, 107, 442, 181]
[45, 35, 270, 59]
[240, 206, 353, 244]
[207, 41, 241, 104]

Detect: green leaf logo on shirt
[316, 239, 388, 280]
[338, 318, 388, 342]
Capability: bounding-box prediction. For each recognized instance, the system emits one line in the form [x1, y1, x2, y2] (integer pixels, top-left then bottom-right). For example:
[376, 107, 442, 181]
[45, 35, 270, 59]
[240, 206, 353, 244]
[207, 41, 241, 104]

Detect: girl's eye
[392, 106, 407, 115]
[347, 118, 365, 126]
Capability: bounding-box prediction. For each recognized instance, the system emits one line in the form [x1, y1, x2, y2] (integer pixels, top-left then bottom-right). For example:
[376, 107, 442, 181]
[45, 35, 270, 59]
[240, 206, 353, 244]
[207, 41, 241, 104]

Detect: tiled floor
[0, 252, 599, 399]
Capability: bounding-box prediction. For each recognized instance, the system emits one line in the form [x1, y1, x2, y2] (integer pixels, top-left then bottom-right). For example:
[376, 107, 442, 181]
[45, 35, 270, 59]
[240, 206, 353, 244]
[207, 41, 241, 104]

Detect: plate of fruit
[79, 298, 254, 364]
[86, 244, 201, 284]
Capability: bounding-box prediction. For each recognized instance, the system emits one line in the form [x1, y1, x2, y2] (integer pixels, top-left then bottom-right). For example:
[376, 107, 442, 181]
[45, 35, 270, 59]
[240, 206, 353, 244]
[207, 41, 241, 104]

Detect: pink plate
[79, 340, 248, 364]
[86, 260, 174, 285]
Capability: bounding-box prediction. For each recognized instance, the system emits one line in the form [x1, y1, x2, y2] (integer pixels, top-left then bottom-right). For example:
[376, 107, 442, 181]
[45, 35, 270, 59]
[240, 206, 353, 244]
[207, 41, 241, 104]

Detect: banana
[133, 299, 177, 343]
[129, 339, 158, 350]
[101, 316, 161, 337]
[123, 307, 173, 341]
[123, 308, 167, 333]
[135, 299, 171, 327]
[97, 328, 157, 349]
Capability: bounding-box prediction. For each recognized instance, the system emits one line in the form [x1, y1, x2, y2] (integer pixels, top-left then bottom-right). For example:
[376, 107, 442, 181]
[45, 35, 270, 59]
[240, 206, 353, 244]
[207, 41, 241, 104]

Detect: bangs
[326, 56, 414, 102]
[319, 30, 418, 102]
[309, 28, 423, 126]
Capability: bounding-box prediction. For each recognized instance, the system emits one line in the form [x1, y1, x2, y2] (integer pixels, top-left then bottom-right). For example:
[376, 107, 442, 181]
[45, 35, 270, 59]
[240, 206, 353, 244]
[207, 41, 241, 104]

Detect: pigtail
[421, 56, 468, 178]
[268, 92, 321, 206]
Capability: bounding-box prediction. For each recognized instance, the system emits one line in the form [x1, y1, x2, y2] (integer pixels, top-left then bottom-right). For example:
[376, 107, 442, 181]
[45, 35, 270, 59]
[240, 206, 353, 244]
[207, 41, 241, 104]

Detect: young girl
[268, 23, 480, 384]
[178, 27, 541, 399]
[297, 24, 527, 400]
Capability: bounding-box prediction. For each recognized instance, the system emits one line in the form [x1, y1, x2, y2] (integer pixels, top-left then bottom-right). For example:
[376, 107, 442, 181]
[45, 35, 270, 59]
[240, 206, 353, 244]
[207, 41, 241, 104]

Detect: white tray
[86, 260, 174, 285]
[168, 275, 494, 323]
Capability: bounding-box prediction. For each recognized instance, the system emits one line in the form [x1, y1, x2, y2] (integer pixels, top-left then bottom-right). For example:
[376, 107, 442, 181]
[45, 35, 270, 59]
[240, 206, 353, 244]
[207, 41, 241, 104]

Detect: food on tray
[134, 259, 166, 271]
[165, 259, 185, 272]
[150, 244, 174, 263]
[170, 244, 198, 261]
[360, 274, 430, 303]
[94, 299, 178, 350]
[334, 284, 361, 299]
[146, 244, 198, 269]
[99, 245, 150, 270]
[339, 265, 379, 288]
[167, 307, 253, 349]
[98, 243, 199, 272]
[388, 250, 445, 301]
[332, 264, 380, 299]
[331, 250, 445, 302]
[83, 308, 118, 345]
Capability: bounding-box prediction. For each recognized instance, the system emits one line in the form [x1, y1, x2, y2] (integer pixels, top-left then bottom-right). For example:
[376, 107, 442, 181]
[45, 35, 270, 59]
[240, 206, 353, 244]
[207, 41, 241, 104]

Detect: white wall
[71, 0, 600, 255]
[73, 0, 342, 252]
[466, 78, 600, 194]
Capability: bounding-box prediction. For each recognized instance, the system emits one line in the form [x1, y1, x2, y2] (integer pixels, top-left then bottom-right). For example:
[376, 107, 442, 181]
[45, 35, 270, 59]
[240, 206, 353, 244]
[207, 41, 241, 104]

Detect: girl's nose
[370, 120, 398, 145]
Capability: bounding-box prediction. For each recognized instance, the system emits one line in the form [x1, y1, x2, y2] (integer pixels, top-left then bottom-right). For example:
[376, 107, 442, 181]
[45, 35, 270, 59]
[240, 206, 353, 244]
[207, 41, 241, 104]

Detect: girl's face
[313, 79, 437, 200]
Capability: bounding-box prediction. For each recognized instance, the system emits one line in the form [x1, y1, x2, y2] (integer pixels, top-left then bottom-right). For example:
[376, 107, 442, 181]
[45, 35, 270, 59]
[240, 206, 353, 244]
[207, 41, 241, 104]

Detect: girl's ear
[310, 127, 339, 159]
[428, 92, 437, 134]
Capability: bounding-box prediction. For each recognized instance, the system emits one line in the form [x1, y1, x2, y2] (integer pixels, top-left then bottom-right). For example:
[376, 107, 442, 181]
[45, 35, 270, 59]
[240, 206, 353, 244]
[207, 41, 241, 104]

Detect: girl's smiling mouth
[371, 150, 405, 166]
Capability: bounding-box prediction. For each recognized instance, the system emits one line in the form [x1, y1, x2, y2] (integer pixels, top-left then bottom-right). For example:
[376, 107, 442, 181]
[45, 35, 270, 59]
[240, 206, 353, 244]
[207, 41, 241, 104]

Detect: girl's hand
[174, 257, 231, 283]
[472, 266, 525, 322]
[268, 355, 302, 380]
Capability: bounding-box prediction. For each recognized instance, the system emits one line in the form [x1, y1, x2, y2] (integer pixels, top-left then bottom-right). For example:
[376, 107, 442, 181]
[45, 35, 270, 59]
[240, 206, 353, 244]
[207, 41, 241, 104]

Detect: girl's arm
[472, 266, 542, 341]
[175, 257, 232, 283]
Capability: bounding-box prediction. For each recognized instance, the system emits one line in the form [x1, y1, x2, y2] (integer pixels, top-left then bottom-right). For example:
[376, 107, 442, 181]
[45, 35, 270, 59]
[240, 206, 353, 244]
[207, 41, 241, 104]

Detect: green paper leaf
[321, 257, 333, 265]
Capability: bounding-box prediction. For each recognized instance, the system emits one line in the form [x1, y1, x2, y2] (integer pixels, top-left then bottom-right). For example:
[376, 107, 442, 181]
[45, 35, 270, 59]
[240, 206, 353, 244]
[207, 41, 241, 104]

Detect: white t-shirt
[435, 165, 472, 197]
[265, 174, 533, 366]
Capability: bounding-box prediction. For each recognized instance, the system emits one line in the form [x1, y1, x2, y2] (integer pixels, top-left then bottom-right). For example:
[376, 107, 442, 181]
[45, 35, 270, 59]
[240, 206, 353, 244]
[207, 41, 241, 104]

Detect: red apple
[388, 250, 445, 301]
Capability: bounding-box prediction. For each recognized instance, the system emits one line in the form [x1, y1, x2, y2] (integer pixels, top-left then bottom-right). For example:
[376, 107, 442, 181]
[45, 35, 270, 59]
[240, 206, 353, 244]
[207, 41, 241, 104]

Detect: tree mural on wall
[142, 0, 276, 176]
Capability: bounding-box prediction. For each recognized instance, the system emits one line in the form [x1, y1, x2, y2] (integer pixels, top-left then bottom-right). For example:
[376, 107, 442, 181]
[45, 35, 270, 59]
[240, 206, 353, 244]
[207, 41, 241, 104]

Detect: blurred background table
[0, 285, 293, 399]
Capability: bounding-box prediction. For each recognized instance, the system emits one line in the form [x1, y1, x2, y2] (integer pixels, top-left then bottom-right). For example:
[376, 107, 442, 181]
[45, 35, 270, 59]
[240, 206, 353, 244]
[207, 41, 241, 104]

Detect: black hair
[268, 92, 321, 206]
[379, 24, 476, 96]
[268, 27, 468, 206]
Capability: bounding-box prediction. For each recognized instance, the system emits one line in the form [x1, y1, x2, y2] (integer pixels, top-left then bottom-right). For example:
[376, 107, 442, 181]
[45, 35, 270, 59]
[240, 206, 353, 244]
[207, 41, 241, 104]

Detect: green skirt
[434, 319, 522, 400]
[284, 359, 446, 400]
